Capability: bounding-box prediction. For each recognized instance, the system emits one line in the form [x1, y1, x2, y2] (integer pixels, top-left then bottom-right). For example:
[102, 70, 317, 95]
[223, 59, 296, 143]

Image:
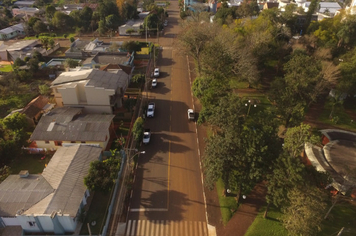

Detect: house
[0, 39, 40, 61]
[118, 19, 144, 36]
[11, 7, 40, 19]
[304, 129, 356, 194]
[51, 68, 130, 114]
[6, 95, 54, 126]
[0, 145, 102, 234]
[0, 23, 26, 40]
[29, 107, 115, 150]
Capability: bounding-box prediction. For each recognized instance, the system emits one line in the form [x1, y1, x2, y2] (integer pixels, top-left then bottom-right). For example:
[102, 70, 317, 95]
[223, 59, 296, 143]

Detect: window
[71, 141, 76, 143]
[28, 221, 36, 227]
[81, 141, 86, 144]
[55, 141, 62, 146]
[45, 141, 49, 144]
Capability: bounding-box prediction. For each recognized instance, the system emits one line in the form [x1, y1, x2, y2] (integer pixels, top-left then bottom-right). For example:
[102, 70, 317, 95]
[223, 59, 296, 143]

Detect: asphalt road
[120, 1, 208, 235]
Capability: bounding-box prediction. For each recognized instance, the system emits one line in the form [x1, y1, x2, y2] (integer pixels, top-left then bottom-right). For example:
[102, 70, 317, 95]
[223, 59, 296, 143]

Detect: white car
[147, 102, 155, 118]
[188, 109, 195, 120]
[154, 68, 160, 77]
[152, 79, 157, 88]
[143, 129, 151, 144]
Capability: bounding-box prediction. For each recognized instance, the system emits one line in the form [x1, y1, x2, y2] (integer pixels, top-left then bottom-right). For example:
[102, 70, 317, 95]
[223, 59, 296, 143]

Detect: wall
[1, 217, 20, 226]
[57, 215, 76, 232]
[36, 216, 54, 232]
[34, 141, 57, 151]
[17, 215, 41, 233]
[85, 86, 113, 106]
[58, 86, 79, 105]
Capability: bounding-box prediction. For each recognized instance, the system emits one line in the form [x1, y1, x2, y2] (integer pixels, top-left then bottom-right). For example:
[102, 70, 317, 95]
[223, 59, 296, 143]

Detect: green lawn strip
[216, 178, 239, 225]
[137, 47, 149, 55]
[80, 191, 111, 235]
[318, 202, 356, 236]
[0, 65, 13, 72]
[245, 205, 287, 236]
[9, 153, 51, 174]
[318, 101, 356, 131]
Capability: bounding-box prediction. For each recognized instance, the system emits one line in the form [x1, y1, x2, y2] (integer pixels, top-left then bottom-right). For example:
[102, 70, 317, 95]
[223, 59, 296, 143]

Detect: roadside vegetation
[178, 2, 356, 234]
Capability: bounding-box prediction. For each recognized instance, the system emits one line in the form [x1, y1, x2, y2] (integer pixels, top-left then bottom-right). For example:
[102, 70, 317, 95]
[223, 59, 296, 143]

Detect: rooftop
[30, 107, 114, 142]
[0, 40, 38, 52]
[0, 145, 101, 217]
[51, 68, 129, 91]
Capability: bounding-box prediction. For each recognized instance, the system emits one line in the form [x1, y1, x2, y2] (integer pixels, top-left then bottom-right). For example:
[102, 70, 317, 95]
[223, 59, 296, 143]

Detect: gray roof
[0, 175, 53, 217]
[0, 23, 24, 34]
[30, 107, 114, 142]
[0, 40, 38, 52]
[92, 54, 130, 65]
[52, 68, 129, 91]
[0, 145, 101, 217]
[25, 145, 101, 216]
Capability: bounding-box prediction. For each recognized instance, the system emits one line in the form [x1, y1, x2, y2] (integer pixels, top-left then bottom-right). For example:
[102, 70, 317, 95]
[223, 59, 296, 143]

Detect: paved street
[118, 0, 208, 235]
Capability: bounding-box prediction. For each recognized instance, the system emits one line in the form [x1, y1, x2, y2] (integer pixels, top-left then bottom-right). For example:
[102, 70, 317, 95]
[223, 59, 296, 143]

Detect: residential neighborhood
[0, 0, 356, 235]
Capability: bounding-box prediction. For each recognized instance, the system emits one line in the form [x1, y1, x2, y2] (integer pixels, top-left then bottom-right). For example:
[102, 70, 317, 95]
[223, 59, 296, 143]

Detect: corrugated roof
[30, 107, 114, 142]
[51, 69, 128, 91]
[0, 175, 54, 217]
[20, 95, 49, 118]
[24, 145, 101, 216]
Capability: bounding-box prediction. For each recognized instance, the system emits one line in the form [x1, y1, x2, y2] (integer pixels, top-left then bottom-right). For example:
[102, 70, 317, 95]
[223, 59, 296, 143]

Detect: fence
[101, 152, 126, 236]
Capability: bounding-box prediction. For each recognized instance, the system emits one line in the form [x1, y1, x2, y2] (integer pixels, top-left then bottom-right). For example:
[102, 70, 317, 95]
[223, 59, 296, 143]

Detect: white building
[0, 145, 102, 234]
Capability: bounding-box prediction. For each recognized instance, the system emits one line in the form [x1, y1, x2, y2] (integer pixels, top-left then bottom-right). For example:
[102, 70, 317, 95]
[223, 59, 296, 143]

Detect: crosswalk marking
[125, 220, 208, 236]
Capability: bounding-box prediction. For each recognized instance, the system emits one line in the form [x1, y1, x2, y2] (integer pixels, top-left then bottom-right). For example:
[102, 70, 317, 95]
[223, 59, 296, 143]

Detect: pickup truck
[143, 129, 151, 144]
[187, 109, 195, 120]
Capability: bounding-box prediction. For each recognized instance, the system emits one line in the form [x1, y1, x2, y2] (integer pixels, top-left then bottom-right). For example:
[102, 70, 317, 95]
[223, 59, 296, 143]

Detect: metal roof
[51, 69, 128, 91]
[30, 107, 114, 142]
[25, 145, 101, 216]
[0, 175, 54, 217]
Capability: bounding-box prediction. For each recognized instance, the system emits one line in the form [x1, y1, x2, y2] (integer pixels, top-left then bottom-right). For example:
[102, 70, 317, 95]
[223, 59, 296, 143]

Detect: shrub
[70, 37, 75, 43]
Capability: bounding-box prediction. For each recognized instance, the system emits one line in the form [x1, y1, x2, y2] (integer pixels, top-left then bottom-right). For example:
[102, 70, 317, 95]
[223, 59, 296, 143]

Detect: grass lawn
[318, 101, 356, 131]
[9, 153, 52, 174]
[80, 191, 112, 235]
[318, 201, 356, 236]
[216, 178, 239, 225]
[230, 81, 249, 89]
[245, 205, 287, 236]
[0, 64, 13, 72]
[245, 201, 356, 236]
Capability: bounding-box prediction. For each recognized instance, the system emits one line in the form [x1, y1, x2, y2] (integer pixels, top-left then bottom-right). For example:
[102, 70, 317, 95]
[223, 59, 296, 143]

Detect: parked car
[154, 68, 160, 77]
[152, 79, 157, 88]
[188, 109, 195, 120]
[147, 102, 155, 118]
[143, 129, 151, 144]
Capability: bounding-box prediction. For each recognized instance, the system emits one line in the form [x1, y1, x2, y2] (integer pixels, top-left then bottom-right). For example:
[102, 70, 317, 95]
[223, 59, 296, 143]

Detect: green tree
[40, 37, 49, 50]
[13, 58, 26, 67]
[2, 113, 28, 131]
[49, 38, 55, 48]
[132, 117, 144, 141]
[282, 186, 328, 236]
[0, 166, 11, 183]
[52, 11, 74, 31]
[283, 123, 320, 158]
[63, 58, 79, 69]
[33, 21, 47, 34]
[84, 158, 121, 192]
[28, 58, 39, 72]
[98, 19, 107, 36]
[45, 5, 56, 20]
[39, 84, 51, 95]
[105, 14, 120, 31]
[121, 41, 142, 52]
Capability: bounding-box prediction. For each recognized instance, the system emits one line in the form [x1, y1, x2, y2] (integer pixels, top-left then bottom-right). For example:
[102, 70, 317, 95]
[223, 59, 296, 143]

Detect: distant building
[0, 39, 39, 61]
[0, 23, 25, 40]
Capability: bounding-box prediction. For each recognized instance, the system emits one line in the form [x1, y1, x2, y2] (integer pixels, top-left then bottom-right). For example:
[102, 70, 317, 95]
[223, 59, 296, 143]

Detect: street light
[245, 100, 257, 116]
